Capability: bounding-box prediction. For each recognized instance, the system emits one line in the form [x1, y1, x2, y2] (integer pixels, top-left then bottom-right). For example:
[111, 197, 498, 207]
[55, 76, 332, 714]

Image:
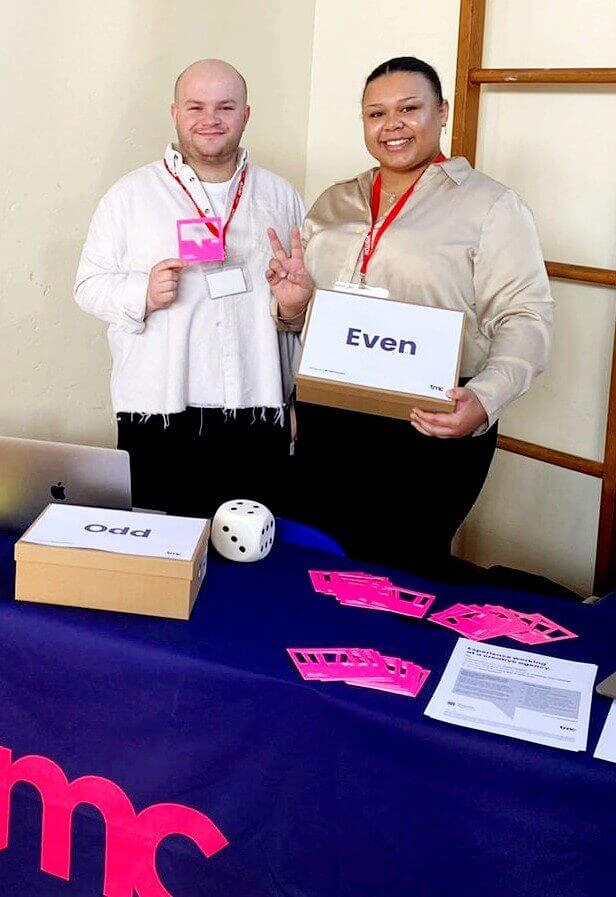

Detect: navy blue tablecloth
[0, 530, 615, 897]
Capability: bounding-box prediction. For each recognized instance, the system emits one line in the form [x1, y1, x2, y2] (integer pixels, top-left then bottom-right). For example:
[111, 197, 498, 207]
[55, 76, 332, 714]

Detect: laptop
[0, 436, 132, 531]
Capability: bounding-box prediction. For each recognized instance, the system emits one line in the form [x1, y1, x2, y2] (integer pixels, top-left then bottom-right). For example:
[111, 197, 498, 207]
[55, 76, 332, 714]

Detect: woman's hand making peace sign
[266, 226, 315, 320]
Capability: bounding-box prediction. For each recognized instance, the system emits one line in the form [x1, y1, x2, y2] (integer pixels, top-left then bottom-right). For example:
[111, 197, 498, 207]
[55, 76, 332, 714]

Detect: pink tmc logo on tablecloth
[0, 745, 229, 897]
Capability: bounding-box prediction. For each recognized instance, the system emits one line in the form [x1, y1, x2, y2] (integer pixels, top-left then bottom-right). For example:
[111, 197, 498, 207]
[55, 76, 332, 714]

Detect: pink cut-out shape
[347, 656, 431, 698]
[479, 605, 540, 639]
[0, 746, 228, 897]
[287, 647, 389, 681]
[507, 613, 578, 645]
[428, 602, 473, 622]
[337, 582, 435, 618]
[428, 605, 518, 641]
[309, 571, 435, 618]
[308, 571, 390, 595]
[177, 217, 224, 263]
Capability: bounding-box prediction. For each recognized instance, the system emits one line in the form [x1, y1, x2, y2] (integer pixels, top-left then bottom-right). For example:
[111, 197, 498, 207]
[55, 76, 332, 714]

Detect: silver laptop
[0, 436, 132, 531]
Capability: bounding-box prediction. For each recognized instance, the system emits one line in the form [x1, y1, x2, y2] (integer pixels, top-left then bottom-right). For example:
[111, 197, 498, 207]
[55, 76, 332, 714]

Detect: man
[75, 60, 304, 516]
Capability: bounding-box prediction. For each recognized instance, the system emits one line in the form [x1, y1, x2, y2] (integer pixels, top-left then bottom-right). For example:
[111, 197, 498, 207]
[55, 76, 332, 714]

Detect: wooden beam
[496, 436, 604, 479]
[546, 261, 616, 288]
[470, 67, 616, 84]
[451, 0, 486, 166]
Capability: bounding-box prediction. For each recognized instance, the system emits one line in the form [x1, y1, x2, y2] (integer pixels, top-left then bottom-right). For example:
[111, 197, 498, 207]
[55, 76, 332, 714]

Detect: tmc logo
[0, 745, 228, 896]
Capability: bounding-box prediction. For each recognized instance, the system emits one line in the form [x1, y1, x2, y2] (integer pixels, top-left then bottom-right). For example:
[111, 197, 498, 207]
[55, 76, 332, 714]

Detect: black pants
[287, 401, 498, 577]
[117, 408, 291, 518]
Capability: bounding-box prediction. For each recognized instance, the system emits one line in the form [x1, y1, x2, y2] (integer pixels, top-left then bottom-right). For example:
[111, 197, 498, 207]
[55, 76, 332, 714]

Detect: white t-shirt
[201, 178, 233, 219]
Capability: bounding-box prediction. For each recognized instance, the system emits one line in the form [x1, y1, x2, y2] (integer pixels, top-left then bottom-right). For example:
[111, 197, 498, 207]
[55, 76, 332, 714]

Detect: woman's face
[362, 71, 448, 173]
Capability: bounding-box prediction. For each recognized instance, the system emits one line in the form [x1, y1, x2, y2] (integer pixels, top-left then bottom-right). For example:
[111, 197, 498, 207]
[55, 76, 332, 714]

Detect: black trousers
[117, 408, 291, 519]
[286, 401, 498, 577]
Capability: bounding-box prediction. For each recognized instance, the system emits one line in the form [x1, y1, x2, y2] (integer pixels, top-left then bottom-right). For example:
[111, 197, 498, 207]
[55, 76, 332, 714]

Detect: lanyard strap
[164, 158, 247, 247]
[360, 152, 446, 283]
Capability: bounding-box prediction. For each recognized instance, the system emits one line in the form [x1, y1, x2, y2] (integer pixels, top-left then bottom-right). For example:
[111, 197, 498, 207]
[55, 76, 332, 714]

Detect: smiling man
[75, 59, 304, 517]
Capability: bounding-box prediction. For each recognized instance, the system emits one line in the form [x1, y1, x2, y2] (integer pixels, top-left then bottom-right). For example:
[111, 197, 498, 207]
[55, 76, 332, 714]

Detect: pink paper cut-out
[508, 614, 578, 644]
[308, 571, 389, 595]
[428, 605, 517, 641]
[310, 571, 435, 618]
[177, 217, 224, 263]
[287, 647, 389, 681]
[347, 656, 431, 697]
[337, 583, 435, 618]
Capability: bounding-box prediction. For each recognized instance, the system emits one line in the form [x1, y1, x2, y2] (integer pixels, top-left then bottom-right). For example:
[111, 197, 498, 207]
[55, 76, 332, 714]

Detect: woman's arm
[466, 189, 554, 430]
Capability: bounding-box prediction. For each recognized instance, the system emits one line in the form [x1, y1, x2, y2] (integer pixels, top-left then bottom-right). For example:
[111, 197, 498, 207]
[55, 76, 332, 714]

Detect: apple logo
[50, 482, 66, 501]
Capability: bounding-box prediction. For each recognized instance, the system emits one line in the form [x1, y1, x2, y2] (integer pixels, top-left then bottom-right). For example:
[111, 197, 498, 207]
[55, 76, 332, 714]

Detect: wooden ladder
[452, 0, 616, 592]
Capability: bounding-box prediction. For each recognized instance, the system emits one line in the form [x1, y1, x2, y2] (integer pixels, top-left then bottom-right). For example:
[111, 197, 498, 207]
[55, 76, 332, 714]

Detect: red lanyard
[164, 158, 247, 249]
[360, 152, 446, 283]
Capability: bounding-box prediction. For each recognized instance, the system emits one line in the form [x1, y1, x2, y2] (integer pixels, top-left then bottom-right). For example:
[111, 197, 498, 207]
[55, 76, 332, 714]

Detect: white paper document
[425, 639, 597, 752]
[298, 289, 464, 399]
[594, 700, 616, 763]
[22, 504, 208, 561]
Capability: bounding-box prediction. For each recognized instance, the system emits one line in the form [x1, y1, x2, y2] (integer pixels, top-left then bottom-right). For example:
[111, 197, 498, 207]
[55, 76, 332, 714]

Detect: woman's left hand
[410, 387, 488, 438]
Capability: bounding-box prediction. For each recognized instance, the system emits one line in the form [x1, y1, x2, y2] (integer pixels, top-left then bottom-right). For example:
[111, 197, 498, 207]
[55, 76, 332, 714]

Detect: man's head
[172, 60, 250, 170]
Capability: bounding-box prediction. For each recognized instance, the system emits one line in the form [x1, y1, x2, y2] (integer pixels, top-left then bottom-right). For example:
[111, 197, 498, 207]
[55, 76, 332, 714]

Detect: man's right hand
[145, 258, 188, 315]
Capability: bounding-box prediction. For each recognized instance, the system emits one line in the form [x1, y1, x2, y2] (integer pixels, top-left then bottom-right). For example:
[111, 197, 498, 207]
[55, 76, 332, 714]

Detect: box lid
[15, 505, 209, 580]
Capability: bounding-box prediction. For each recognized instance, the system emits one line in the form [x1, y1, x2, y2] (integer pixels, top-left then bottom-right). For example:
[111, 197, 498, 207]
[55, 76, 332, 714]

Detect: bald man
[75, 60, 305, 517]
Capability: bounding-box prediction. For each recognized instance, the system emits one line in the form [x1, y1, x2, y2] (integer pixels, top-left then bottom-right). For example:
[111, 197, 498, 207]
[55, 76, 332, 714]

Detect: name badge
[205, 266, 250, 300]
[177, 217, 224, 263]
[334, 281, 390, 300]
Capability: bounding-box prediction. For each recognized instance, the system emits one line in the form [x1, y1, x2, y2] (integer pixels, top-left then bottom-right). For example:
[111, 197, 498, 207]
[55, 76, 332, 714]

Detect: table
[0, 529, 615, 897]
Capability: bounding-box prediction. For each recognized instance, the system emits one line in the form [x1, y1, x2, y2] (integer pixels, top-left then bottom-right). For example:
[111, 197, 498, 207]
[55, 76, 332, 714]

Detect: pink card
[508, 614, 578, 645]
[344, 586, 435, 619]
[287, 647, 389, 681]
[177, 217, 224, 263]
[428, 605, 516, 640]
[347, 656, 431, 697]
[310, 571, 435, 619]
[308, 571, 390, 595]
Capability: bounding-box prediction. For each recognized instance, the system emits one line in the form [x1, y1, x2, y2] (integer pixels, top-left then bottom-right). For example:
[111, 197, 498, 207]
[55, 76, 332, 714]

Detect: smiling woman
[267, 56, 553, 577]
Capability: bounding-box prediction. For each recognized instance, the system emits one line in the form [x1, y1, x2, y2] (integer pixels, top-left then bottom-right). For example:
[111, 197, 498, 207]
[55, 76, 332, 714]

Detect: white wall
[304, 0, 460, 204]
[0, 0, 316, 447]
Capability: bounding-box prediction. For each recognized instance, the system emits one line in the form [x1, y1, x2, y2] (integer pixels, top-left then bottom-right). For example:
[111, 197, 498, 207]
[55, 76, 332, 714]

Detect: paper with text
[425, 639, 596, 752]
[594, 700, 616, 763]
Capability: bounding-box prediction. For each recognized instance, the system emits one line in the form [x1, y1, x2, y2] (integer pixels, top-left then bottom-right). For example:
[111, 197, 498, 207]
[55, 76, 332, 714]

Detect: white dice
[211, 499, 275, 562]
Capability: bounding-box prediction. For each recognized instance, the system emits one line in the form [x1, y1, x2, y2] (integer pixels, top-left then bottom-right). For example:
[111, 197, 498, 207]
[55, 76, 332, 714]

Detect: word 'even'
[346, 328, 416, 355]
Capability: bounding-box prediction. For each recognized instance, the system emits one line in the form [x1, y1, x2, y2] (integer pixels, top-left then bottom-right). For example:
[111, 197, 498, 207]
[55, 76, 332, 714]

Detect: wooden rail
[496, 437, 604, 479]
[470, 68, 616, 84]
[545, 262, 616, 288]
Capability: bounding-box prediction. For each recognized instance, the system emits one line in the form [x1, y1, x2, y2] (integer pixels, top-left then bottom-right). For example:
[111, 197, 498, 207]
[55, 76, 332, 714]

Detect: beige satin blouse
[275, 156, 553, 429]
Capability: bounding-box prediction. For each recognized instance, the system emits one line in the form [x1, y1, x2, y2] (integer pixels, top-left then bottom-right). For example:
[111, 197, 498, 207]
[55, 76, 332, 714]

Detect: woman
[266, 56, 553, 576]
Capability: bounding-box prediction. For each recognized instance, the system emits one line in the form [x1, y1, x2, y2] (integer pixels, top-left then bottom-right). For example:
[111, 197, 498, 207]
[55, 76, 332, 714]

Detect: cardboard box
[296, 289, 465, 420]
[14, 505, 210, 620]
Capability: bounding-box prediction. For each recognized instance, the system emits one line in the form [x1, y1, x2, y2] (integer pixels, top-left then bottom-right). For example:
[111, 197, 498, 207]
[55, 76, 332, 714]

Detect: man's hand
[265, 226, 315, 318]
[410, 387, 488, 438]
[146, 258, 188, 315]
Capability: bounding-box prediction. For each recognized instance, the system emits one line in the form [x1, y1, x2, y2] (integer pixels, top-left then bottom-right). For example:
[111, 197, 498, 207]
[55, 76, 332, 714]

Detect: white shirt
[74, 144, 305, 414]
